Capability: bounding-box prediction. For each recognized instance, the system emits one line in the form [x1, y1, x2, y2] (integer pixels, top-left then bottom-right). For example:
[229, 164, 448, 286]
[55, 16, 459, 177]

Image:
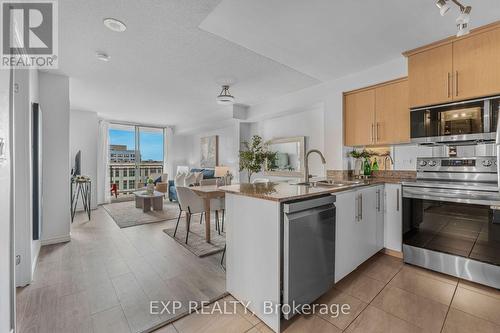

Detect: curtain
[164, 127, 174, 180]
[97, 120, 110, 204]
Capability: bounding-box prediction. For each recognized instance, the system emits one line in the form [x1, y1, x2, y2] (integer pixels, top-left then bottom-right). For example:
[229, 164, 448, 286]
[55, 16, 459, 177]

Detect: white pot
[146, 183, 154, 194]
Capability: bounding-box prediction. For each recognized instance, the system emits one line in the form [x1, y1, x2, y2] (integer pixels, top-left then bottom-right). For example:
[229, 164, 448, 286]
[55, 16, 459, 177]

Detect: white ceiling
[201, 0, 500, 81]
[56, 0, 500, 130]
[56, 0, 319, 128]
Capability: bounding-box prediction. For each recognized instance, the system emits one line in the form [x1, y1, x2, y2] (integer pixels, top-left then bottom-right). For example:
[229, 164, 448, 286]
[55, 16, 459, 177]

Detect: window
[123, 169, 128, 177]
[130, 169, 135, 177]
[123, 180, 128, 189]
[130, 180, 135, 189]
[115, 169, 120, 177]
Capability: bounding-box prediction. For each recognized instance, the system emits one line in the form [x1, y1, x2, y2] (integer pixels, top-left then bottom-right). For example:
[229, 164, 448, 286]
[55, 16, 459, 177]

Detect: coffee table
[133, 191, 164, 212]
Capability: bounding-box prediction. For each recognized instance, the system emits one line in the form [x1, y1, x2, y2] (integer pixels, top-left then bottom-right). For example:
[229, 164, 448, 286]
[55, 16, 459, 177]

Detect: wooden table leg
[204, 197, 211, 243]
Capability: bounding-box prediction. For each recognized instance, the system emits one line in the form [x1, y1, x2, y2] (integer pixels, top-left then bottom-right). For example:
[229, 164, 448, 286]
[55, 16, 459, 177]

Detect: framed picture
[200, 135, 218, 168]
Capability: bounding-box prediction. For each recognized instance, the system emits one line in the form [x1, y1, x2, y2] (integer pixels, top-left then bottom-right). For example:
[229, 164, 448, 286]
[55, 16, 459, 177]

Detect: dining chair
[175, 186, 204, 244]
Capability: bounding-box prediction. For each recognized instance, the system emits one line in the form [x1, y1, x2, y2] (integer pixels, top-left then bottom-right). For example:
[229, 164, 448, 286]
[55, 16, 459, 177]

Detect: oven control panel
[416, 157, 497, 173]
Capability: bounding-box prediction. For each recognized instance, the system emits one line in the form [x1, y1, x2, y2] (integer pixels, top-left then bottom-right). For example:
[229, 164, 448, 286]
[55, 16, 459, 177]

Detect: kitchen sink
[314, 180, 363, 187]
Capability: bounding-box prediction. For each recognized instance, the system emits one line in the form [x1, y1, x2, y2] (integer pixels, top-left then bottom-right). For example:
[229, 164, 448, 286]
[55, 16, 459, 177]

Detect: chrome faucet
[383, 154, 394, 170]
[304, 149, 327, 184]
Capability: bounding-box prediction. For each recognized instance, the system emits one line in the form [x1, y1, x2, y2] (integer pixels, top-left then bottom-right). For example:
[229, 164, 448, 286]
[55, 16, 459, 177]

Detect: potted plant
[146, 177, 155, 194]
[348, 149, 374, 177]
[239, 135, 277, 183]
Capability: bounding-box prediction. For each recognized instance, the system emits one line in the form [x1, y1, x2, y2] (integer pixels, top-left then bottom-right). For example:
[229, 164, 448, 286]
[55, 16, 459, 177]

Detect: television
[72, 150, 81, 176]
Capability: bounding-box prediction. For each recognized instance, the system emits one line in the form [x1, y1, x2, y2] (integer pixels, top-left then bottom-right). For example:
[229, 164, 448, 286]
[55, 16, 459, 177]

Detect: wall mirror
[264, 136, 305, 178]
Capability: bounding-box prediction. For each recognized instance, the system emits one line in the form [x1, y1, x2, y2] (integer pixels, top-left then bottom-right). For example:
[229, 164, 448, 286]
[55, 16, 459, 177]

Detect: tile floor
[16, 206, 226, 333]
[155, 253, 500, 333]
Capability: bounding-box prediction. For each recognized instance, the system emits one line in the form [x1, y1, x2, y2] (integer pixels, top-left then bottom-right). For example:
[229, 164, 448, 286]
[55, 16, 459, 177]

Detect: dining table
[190, 185, 226, 243]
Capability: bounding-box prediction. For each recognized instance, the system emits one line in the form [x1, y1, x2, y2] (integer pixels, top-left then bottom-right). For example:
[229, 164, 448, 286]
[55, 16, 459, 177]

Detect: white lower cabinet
[384, 184, 402, 252]
[335, 185, 384, 282]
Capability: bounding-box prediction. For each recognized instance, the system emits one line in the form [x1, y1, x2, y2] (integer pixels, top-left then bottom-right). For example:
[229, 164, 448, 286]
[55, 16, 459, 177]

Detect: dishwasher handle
[283, 195, 336, 213]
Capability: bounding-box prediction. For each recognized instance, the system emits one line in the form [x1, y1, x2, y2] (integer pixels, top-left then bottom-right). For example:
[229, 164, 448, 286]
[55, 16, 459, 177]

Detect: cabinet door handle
[376, 122, 380, 142]
[455, 71, 459, 97]
[396, 188, 400, 212]
[371, 123, 375, 143]
[359, 193, 363, 220]
[376, 189, 381, 212]
[355, 194, 359, 221]
[447, 72, 451, 98]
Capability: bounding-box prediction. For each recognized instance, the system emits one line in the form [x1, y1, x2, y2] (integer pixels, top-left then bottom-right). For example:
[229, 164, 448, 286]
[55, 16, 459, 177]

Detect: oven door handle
[403, 187, 500, 206]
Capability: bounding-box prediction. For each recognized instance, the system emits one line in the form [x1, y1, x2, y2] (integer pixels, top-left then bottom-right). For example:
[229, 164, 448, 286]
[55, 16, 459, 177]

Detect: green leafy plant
[239, 135, 277, 183]
[348, 149, 374, 159]
[146, 177, 154, 185]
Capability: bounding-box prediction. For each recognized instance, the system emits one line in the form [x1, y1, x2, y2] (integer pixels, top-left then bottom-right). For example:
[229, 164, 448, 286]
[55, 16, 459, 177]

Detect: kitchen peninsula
[219, 180, 404, 332]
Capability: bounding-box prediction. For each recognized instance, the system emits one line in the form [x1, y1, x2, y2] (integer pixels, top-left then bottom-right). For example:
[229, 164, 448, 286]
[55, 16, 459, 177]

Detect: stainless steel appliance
[282, 195, 335, 320]
[402, 156, 500, 288]
[410, 96, 500, 144]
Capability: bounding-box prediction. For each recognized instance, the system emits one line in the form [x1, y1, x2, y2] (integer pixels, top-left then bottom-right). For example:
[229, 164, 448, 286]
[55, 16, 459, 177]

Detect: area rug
[103, 201, 183, 228]
[163, 216, 225, 257]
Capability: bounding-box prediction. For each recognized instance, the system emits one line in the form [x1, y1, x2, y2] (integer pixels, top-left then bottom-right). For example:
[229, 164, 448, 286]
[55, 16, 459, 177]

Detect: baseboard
[41, 234, 71, 246]
[381, 248, 403, 259]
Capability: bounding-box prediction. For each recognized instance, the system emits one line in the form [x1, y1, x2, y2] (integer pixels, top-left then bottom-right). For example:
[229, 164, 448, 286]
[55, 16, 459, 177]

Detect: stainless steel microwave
[410, 96, 500, 144]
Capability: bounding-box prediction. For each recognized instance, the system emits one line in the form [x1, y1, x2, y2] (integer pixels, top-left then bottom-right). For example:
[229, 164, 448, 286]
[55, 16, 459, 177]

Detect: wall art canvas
[200, 135, 218, 168]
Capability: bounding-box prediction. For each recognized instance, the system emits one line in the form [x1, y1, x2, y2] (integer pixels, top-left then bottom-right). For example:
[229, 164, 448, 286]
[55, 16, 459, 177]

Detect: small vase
[146, 183, 154, 194]
[363, 158, 372, 176]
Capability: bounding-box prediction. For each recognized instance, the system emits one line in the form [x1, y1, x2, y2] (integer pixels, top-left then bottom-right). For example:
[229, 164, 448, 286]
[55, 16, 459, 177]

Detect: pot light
[103, 18, 127, 32]
[216, 85, 235, 105]
[96, 52, 110, 62]
[436, 0, 451, 16]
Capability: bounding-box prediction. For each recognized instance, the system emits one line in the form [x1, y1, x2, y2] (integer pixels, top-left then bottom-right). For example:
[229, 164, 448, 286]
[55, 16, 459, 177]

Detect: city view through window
[109, 125, 164, 198]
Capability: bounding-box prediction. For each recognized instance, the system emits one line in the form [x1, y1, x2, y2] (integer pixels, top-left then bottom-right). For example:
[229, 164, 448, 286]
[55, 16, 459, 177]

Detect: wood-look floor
[16, 206, 226, 333]
[155, 253, 500, 333]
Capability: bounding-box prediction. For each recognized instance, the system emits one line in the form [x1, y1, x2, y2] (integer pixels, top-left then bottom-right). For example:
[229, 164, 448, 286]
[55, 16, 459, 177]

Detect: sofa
[168, 168, 215, 201]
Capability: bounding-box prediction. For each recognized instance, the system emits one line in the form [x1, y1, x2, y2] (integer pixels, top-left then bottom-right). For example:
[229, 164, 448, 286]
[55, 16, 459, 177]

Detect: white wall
[176, 121, 240, 179]
[248, 57, 408, 170]
[13, 69, 40, 286]
[70, 109, 98, 209]
[249, 104, 325, 178]
[0, 67, 13, 333]
[39, 72, 71, 244]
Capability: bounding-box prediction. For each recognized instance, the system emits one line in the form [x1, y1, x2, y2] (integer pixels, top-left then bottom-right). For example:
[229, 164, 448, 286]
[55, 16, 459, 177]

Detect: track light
[457, 23, 470, 37]
[456, 5, 472, 24]
[436, 0, 451, 16]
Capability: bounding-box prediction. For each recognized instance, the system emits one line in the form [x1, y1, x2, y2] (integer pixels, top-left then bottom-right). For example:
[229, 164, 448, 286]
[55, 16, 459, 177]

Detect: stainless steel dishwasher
[282, 195, 335, 320]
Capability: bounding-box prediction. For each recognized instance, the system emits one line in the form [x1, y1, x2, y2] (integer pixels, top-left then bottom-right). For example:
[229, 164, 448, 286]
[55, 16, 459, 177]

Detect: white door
[375, 185, 385, 251]
[357, 186, 378, 261]
[384, 184, 402, 252]
[335, 190, 358, 282]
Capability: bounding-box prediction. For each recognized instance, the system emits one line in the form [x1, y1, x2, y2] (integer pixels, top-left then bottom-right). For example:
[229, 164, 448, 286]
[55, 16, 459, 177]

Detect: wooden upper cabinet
[375, 79, 409, 145]
[344, 78, 409, 147]
[406, 22, 500, 107]
[344, 89, 375, 146]
[408, 43, 453, 108]
[453, 27, 500, 101]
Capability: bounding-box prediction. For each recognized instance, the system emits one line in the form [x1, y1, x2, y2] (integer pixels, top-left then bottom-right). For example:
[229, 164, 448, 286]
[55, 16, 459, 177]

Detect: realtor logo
[1, 0, 58, 69]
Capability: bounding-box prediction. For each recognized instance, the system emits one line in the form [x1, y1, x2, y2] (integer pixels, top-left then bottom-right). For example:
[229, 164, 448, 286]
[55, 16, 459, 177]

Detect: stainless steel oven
[410, 96, 500, 144]
[402, 156, 500, 289]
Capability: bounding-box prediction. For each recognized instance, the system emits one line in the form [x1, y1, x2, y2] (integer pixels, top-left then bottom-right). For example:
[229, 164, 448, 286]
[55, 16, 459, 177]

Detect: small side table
[134, 191, 164, 213]
[71, 176, 91, 222]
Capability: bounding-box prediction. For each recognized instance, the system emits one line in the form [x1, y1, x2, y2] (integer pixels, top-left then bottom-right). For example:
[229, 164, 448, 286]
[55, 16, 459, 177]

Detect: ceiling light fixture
[96, 52, 110, 62]
[216, 85, 235, 105]
[103, 18, 127, 32]
[434, 0, 472, 37]
[436, 0, 451, 16]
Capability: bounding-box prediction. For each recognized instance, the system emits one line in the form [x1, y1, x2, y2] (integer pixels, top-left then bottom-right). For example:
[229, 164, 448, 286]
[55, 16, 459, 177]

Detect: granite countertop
[219, 177, 415, 202]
